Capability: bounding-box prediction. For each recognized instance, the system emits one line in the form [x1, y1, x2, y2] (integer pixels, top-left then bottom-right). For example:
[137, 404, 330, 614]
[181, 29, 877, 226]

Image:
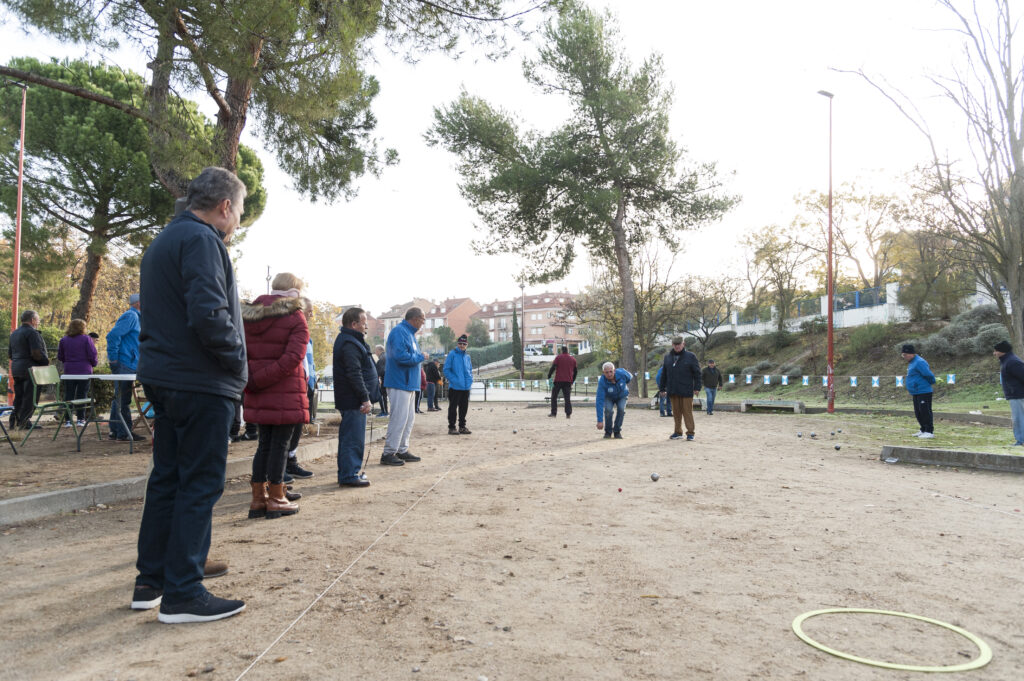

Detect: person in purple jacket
[58, 318, 98, 426]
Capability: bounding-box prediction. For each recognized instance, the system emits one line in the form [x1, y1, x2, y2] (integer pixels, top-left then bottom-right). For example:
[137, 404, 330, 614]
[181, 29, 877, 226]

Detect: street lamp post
[519, 282, 526, 381]
[2, 79, 27, 406]
[818, 89, 835, 414]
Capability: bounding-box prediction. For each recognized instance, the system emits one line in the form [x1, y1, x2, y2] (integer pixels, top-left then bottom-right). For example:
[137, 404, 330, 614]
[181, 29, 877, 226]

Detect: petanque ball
[834, 444, 841, 450]
[513, 429, 518, 434]
[651, 473, 660, 482]
[810, 432, 816, 438]
[837, 429, 843, 433]
[797, 432, 803, 438]
[830, 431, 835, 436]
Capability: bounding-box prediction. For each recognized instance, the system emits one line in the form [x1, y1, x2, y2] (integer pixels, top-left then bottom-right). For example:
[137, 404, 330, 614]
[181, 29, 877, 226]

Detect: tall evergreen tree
[511, 306, 522, 372]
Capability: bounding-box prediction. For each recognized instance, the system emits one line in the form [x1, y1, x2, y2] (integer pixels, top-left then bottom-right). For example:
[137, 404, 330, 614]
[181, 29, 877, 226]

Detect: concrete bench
[740, 399, 805, 414]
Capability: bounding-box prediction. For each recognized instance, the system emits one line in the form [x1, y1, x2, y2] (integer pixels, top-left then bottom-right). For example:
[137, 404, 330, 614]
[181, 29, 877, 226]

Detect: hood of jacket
[242, 295, 305, 322]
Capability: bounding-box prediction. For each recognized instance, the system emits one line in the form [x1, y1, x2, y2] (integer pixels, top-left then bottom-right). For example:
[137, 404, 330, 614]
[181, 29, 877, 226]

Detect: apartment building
[377, 298, 433, 335]
[424, 297, 481, 339]
[473, 291, 590, 352]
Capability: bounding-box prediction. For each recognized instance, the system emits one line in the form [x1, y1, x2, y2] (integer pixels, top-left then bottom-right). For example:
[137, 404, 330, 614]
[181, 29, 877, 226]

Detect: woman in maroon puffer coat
[242, 273, 310, 520]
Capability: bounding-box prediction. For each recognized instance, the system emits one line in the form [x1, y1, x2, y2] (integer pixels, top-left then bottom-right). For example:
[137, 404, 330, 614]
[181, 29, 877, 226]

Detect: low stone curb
[0, 432, 380, 526]
[879, 445, 1024, 473]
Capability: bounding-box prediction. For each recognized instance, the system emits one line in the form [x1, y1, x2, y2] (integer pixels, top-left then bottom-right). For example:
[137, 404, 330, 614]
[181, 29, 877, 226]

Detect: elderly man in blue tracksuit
[380, 307, 429, 466]
[444, 334, 474, 435]
[901, 343, 936, 439]
[107, 293, 144, 441]
[595, 362, 633, 439]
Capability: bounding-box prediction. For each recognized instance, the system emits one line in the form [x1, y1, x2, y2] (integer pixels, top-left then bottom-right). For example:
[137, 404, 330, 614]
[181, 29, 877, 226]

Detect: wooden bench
[740, 399, 805, 414]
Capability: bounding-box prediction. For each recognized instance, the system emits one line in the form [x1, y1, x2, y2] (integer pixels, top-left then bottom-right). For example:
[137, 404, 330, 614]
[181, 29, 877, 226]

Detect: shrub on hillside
[705, 330, 737, 350]
[900, 305, 1006, 358]
[754, 330, 793, 354]
[847, 323, 897, 356]
[917, 335, 954, 357]
[800, 316, 827, 334]
[778, 363, 802, 375]
[974, 323, 1012, 353]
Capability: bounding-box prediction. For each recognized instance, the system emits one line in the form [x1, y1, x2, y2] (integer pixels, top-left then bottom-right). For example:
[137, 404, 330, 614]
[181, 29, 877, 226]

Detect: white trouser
[383, 388, 416, 454]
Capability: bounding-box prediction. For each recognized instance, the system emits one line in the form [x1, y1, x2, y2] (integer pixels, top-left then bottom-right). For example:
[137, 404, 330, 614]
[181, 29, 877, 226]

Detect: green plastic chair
[21, 365, 93, 447]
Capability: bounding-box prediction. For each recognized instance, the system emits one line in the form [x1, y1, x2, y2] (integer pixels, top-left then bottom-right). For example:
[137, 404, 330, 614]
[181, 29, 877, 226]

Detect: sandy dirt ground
[1, 405, 1022, 681]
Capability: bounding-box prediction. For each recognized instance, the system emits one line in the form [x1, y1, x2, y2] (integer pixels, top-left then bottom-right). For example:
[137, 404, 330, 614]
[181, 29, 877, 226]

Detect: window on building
[544, 297, 550, 302]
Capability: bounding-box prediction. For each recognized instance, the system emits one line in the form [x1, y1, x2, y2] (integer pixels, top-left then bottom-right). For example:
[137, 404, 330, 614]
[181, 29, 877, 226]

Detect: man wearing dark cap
[700, 359, 723, 416]
[444, 334, 473, 435]
[901, 344, 936, 439]
[993, 340, 1024, 446]
[107, 292, 144, 441]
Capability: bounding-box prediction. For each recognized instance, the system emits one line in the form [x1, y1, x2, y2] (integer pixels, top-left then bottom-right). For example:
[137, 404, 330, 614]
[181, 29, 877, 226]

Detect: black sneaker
[603, 433, 612, 439]
[397, 451, 421, 462]
[157, 591, 245, 624]
[380, 453, 405, 466]
[285, 460, 314, 478]
[238, 432, 259, 441]
[669, 433, 683, 440]
[448, 426, 459, 435]
[613, 433, 623, 439]
[131, 584, 163, 610]
[458, 427, 472, 435]
[548, 414, 557, 418]
[282, 472, 294, 484]
[129, 431, 146, 441]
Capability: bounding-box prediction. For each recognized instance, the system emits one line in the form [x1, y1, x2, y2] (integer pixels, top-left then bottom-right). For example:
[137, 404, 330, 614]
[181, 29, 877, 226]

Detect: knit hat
[901, 344, 915, 354]
[994, 340, 1012, 353]
[457, 334, 468, 344]
[129, 293, 140, 304]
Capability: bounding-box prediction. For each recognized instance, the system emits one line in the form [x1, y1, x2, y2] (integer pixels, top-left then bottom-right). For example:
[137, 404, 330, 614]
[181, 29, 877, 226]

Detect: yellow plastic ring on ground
[791, 608, 992, 673]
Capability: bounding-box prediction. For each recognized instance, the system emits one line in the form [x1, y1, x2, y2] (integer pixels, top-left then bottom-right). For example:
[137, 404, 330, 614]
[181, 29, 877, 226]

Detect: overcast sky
[2, 0, 976, 316]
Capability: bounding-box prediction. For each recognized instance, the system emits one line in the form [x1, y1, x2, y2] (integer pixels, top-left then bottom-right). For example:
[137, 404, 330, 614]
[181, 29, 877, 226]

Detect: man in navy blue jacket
[994, 340, 1024, 446]
[132, 167, 247, 624]
[334, 307, 380, 486]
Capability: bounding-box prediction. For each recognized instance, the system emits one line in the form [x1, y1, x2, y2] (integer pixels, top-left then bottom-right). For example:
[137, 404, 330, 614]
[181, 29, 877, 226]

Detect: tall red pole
[7, 83, 26, 406]
[819, 90, 835, 413]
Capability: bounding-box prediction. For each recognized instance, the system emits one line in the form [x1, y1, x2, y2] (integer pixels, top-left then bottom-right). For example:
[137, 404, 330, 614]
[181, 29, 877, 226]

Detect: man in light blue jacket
[901, 343, 936, 439]
[595, 362, 633, 439]
[444, 334, 474, 435]
[107, 293, 144, 441]
[380, 308, 429, 466]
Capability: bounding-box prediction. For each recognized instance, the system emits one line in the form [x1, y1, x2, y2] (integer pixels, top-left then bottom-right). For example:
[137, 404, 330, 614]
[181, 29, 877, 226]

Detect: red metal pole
[8, 84, 26, 406]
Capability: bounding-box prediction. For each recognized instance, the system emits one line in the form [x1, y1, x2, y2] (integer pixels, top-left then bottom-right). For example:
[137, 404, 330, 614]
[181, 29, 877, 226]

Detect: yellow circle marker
[791, 608, 992, 673]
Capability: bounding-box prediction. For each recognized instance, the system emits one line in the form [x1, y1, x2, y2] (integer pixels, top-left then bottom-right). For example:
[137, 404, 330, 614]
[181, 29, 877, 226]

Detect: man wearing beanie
[993, 340, 1024, 446]
[107, 292, 144, 441]
[900, 343, 936, 439]
[444, 334, 474, 435]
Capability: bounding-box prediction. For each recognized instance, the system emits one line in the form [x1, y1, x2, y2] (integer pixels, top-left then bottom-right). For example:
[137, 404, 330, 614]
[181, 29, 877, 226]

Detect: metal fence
[834, 285, 886, 311]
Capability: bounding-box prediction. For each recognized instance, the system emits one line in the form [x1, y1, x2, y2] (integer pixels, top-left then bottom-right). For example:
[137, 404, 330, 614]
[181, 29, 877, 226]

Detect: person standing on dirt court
[445, 334, 474, 435]
[334, 307, 379, 487]
[658, 336, 702, 441]
[993, 340, 1024, 446]
[374, 344, 389, 416]
[901, 343, 936, 440]
[595, 362, 633, 439]
[132, 167, 247, 623]
[548, 346, 577, 419]
[380, 307, 429, 465]
[701, 359, 723, 416]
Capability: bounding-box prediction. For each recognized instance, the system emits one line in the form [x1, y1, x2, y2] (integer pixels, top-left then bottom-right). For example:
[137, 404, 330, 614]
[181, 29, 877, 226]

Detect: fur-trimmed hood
[242, 294, 307, 322]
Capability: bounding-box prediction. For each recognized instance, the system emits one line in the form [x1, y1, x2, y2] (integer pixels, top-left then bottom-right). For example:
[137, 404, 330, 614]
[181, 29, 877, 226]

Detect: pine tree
[511, 307, 522, 373]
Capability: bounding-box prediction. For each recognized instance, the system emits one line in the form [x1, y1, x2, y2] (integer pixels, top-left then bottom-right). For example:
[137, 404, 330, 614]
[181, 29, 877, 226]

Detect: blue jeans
[135, 385, 234, 604]
[426, 382, 437, 410]
[659, 393, 672, 416]
[337, 409, 367, 483]
[1010, 398, 1024, 445]
[704, 388, 717, 414]
[109, 375, 134, 437]
[603, 396, 627, 435]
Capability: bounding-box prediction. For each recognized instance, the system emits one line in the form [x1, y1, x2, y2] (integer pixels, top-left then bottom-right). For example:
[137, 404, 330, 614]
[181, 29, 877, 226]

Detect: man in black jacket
[335, 307, 380, 487]
[700, 359, 724, 415]
[131, 167, 247, 624]
[994, 340, 1024, 446]
[7, 309, 48, 429]
[374, 344, 389, 416]
[657, 336, 702, 441]
[424, 358, 442, 411]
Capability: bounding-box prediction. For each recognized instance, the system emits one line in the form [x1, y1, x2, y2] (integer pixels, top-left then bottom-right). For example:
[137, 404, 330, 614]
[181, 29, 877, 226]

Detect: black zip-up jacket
[136, 211, 247, 400]
[8, 323, 49, 378]
[999, 352, 1024, 400]
[334, 326, 380, 410]
[658, 349, 702, 395]
[424, 361, 441, 383]
[701, 366, 723, 389]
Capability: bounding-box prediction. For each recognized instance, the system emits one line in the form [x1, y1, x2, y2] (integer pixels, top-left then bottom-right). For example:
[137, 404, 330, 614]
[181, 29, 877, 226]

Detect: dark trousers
[448, 388, 470, 428]
[288, 421, 303, 452]
[109, 379, 134, 437]
[230, 402, 242, 438]
[63, 379, 90, 421]
[415, 390, 422, 412]
[252, 424, 296, 484]
[550, 381, 573, 415]
[912, 392, 934, 434]
[11, 375, 33, 427]
[378, 379, 389, 414]
[426, 382, 437, 409]
[337, 409, 366, 483]
[135, 385, 234, 604]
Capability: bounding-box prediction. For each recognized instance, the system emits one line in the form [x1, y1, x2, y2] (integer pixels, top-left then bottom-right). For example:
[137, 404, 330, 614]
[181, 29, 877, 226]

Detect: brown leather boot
[248, 481, 268, 519]
[266, 483, 299, 519]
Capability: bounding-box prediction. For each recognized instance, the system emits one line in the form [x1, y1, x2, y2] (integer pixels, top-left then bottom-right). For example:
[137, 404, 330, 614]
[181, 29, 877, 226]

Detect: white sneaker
[911, 431, 923, 437]
[63, 422, 73, 428]
[76, 420, 87, 427]
[918, 432, 935, 439]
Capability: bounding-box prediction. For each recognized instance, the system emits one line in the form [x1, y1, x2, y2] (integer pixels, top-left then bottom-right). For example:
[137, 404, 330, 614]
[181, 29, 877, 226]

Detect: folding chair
[0, 405, 18, 455]
[21, 365, 88, 447]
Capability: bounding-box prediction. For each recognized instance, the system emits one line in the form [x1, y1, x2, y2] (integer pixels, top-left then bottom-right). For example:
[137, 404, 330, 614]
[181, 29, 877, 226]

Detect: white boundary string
[234, 454, 465, 681]
[927, 489, 1024, 518]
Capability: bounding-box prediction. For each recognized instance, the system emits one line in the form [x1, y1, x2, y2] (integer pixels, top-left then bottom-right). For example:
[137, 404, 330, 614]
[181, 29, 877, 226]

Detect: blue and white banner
[850, 376, 858, 387]
[895, 376, 903, 387]
[871, 376, 879, 387]
[946, 374, 956, 384]
[763, 375, 771, 385]
[822, 376, 828, 386]
[584, 376, 589, 384]
[645, 371, 650, 380]
[533, 380, 538, 387]
[745, 374, 753, 384]
[802, 376, 809, 386]
[521, 380, 526, 389]
[729, 374, 736, 384]
[781, 375, 789, 385]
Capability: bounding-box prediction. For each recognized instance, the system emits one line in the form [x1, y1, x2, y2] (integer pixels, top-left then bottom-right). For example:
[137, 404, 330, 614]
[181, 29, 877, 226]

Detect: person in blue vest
[595, 362, 633, 439]
[901, 343, 936, 439]
[444, 334, 474, 435]
[107, 293, 144, 441]
[334, 307, 380, 486]
[380, 307, 429, 466]
[993, 340, 1024, 446]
